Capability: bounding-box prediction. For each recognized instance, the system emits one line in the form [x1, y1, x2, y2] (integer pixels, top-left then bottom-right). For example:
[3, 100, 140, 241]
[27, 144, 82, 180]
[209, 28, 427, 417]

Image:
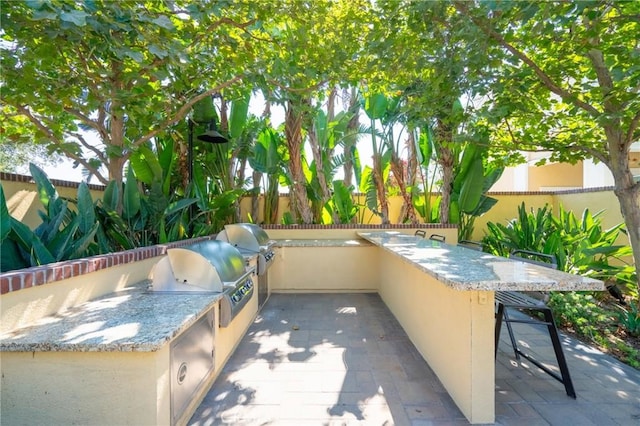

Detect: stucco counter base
[358, 231, 604, 425]
[0, 283, 231, 426]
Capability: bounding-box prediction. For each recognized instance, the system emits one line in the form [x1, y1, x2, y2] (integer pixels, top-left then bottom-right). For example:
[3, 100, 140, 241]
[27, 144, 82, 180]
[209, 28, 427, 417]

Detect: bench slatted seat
[456, 243, 576, 399]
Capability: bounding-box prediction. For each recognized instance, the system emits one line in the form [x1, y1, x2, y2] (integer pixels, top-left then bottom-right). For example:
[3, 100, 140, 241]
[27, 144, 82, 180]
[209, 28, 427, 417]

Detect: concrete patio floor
[188, 293, 640, 425]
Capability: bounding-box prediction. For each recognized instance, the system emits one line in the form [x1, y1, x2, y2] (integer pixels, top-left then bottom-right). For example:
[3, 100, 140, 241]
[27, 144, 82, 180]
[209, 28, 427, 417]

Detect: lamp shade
[197, 121, 228, 144]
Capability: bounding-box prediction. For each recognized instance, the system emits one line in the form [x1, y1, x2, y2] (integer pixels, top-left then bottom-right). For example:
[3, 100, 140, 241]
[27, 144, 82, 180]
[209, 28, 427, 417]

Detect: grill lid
[175, 241, 247, 282]
[219, 223, 272, 252]
[148, 240, 248, 293]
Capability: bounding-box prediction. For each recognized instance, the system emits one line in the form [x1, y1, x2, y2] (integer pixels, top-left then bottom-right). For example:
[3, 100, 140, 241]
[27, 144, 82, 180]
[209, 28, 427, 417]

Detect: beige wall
[270, 245, 380, 292]
[553, 191, 626, 231]
[470, 194, 554, 241]
[0, 253, 257, 426]
[267, 227, 458, 293]
[0, 257, 160, 334]
[1, 348, 171, 426]
[2, 175, 627, 248]
[529, 162, 583, 190]
[378, 253, 495, 424]
[2, 179, 105, 229]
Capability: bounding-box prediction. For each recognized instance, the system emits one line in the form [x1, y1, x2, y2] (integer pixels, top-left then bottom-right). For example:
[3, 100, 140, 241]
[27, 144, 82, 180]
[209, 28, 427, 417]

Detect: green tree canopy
[1, 0, 274, 185]
[454, 0, 640, 295]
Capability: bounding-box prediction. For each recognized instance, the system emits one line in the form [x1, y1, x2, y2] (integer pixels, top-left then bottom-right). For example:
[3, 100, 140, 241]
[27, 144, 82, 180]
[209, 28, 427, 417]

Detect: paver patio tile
[189, 293, 640, 426]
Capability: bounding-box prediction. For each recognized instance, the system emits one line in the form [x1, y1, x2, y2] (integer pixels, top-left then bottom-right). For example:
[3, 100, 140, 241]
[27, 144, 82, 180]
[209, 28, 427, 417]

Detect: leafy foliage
[483, 202, 637, 297]
[0, 0, 270, 184]
[0, 164, 100, 272]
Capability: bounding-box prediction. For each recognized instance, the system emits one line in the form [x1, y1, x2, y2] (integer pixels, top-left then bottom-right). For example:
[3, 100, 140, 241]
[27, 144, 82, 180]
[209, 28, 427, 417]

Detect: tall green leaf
[360, 166, 378, 215]
[30, 163, 59, 216]
[102, 180, 119, 211]
[0, 185, 11, 241]
[76, 182, 95, 234]
[192, 96, 216, 124]
[157, 138, 175, 196]
[364, 93, 388, 120]
[458, 159, 485, 213]
[122, 167, 141, 220]
[129, 145, 162, 185]
[229, 91, 251, 139]
[63, 222, 99, 260]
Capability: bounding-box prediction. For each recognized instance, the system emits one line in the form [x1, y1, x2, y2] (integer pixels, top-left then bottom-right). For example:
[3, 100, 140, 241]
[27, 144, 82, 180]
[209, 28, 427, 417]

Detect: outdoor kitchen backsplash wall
[0, 225, 458, 332]
[0, 236, 216, 333]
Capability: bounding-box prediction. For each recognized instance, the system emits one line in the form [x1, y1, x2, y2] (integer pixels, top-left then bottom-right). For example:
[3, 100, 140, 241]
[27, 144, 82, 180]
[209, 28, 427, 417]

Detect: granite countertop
[0, 282, 223, 353]
[358, 231, 605, 292]
[275, 239, 373, 247]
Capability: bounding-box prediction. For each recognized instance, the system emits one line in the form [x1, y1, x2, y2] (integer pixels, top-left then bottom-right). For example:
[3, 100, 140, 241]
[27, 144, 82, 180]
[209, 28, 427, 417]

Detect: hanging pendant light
[197, 118, 228, 144]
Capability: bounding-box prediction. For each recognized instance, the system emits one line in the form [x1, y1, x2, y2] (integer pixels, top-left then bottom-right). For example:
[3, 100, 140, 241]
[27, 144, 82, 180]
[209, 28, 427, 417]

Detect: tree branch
[62, 106, 107, 138]
[500, 118, 609, 164]
[15, 106, 109, 183]
[16, 105, 64, 145]
[626, 109, 640, 147]
[130, 75, 244, 148]
[453, 1, 601, 118]
[69, 131, 106, 161]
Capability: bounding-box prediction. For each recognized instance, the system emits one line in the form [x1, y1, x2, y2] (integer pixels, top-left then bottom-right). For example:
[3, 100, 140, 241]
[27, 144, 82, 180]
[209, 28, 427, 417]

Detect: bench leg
[501, 307, 521, 360]
[543, 309, 577, 399]
[495, 303, 577, 399]
[495, 302, 504, 359]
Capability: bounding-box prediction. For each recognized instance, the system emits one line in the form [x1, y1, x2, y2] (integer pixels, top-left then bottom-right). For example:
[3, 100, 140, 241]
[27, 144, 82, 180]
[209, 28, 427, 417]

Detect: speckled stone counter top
[275, 239, 373, 247]
[0, 282, 223, 353]
[358, 231, 604, 292]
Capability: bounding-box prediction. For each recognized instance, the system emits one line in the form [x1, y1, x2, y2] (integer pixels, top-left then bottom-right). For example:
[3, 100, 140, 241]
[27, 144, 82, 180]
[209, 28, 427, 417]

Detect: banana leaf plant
[191, 92, 255, 232]
[413, 120, 503, 237]
[412, 127, 440, 223]
[323, 180, 359, 224]
[482, 202, 636, 296]
[449, 133, 504, 240]
[362, 92, 392, 224]
[307, 109, 358, 223]
[249, 126, 287, 224]
[95, 137, 197, 249]
[0, 164, 100, 272]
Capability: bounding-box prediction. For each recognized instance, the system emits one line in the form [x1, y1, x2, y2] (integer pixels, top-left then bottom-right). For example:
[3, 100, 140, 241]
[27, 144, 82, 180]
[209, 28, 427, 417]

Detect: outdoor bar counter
[357, 231, 605, 424]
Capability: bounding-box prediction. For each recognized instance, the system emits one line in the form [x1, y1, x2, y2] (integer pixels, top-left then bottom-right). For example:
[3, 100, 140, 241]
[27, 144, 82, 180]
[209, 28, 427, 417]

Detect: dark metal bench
[495, 250, 576, 398]
[456, 243, 577, 398]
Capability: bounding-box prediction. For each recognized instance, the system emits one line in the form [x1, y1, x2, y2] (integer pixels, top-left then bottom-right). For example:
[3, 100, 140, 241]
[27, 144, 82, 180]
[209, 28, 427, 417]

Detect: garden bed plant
[483, 203, 639, 369]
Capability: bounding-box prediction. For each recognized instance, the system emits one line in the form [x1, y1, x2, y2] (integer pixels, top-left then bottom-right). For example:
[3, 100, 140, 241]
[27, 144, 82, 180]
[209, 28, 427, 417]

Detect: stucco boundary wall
[2, 171, 622, 232]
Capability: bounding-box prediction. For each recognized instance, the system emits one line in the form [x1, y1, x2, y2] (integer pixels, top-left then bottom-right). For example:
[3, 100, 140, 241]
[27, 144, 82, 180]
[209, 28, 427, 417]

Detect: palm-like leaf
[1, 186, 12, 241]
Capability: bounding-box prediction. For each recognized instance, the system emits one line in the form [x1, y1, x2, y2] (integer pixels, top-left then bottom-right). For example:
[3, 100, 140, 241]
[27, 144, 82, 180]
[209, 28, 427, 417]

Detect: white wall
[583, 159, 615, 188]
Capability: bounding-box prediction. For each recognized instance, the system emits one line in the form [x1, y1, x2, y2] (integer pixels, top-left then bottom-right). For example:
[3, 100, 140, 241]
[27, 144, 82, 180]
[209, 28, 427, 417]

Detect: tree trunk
[251, 170, 261, 223]
[607, 129, 640, 302]
[391, 154, 418, 224]
[343, 88, 359, 189]
[406, 130, 419, 191]
[436, 118, 454, 224]
[614, 182, 640, 302]
[285, 99, 314, 224]
[372, 152, 390, 224]
[307, 115, 332, 222]
[219, 97, 228, 133]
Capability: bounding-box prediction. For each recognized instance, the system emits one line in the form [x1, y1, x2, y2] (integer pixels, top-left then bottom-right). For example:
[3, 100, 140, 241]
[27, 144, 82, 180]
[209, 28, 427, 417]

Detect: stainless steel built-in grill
[147, 239, 256, 425]
[148, 240, 255, 327]
[217, 223, 276, 275]
[216, 223, 276, 308]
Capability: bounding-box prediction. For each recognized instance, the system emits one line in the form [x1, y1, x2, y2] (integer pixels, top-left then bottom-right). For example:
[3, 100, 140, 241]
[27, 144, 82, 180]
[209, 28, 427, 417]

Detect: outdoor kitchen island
[357, 231, 605, 424]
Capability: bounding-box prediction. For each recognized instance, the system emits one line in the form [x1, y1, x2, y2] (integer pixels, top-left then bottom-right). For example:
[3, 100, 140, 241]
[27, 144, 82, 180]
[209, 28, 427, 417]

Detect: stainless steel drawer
[170, 308, 214, 425]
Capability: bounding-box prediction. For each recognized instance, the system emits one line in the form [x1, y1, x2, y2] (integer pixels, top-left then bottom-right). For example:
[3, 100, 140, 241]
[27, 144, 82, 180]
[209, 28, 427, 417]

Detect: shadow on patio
[189, 293, 640, 425]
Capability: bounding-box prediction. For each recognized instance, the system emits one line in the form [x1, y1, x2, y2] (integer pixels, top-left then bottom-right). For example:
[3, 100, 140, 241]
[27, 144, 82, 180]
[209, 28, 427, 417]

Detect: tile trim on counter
[0, 236, 216, 295]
